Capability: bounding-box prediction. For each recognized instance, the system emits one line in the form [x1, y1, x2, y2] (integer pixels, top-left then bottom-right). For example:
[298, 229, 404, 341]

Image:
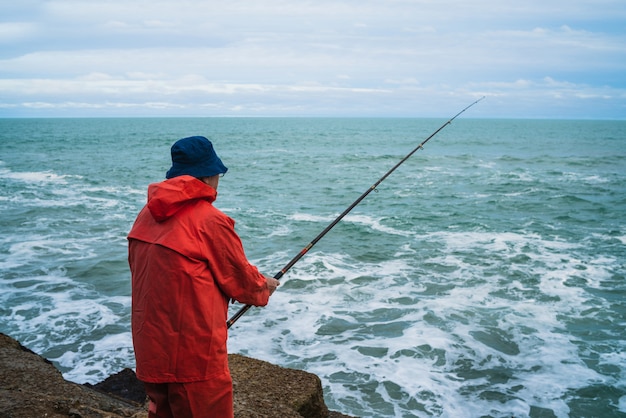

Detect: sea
[1, 116, 625, 418]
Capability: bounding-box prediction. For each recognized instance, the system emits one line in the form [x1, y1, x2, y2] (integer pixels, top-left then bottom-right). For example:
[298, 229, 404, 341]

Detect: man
[128, 136, 279, 417]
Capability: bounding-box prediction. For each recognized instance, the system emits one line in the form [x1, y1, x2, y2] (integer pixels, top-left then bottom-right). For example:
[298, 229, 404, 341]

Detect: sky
[1, 0, 625, 119]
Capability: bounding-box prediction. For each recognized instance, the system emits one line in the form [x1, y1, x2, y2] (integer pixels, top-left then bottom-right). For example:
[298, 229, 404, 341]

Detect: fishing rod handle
[226, 253, 300, 329]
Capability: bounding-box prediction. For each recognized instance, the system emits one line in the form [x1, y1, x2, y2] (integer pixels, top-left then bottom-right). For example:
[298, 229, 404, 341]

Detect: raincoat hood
[147, 175, 216, 222]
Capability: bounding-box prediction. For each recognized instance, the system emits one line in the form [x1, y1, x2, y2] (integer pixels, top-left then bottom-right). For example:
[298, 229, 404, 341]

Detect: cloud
[0, 22, 39, 44]
[0, 0, 625, 118]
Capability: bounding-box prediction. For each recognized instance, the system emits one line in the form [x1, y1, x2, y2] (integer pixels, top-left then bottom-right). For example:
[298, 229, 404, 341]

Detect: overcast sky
[1, 0, 625, 118]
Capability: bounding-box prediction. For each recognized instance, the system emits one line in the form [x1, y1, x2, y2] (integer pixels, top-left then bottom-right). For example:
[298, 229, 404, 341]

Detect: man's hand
[265, 276, 280, 295]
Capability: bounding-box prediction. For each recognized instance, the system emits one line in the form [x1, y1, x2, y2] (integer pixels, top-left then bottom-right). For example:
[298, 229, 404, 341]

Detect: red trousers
[143, 374, 233, 418]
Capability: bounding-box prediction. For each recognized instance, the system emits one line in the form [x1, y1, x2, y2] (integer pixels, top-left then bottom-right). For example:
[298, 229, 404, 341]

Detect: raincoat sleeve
[200, 213, 270, 307]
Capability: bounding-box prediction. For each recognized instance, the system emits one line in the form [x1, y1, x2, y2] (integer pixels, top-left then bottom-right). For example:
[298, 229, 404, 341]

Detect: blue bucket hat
[165, 136, 228, 179]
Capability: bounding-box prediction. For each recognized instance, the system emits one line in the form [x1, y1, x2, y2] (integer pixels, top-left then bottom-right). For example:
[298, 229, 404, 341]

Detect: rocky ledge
[0, 333, 354, 418]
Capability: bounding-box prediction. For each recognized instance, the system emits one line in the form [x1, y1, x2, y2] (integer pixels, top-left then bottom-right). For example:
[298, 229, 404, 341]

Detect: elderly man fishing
[128, 136, 279, 417]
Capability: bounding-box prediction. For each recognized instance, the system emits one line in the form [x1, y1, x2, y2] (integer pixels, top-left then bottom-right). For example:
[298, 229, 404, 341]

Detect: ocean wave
[0, 269, 132, 382]
[2, 118, 625, 417]
[0, 166, 79, 184]
[288, 212, 412, 237]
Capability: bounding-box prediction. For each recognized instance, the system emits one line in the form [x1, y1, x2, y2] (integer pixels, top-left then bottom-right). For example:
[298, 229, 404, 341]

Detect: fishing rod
[227, 96, 485, 329]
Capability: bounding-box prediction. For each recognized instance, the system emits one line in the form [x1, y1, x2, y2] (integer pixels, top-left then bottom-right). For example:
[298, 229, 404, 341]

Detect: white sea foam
[344, 214, 413, 237]
[0, 165, 78, 184]
[288, 212, 412, 237]
[289, 212, 333, 223]
[59, 332, 134, 383]
[620, 396, 626, 414]
[0, 236, 98, 271]
[267, 224, 292, 237]
[229, 223, 620, 416]
[0, 266, 133, 383]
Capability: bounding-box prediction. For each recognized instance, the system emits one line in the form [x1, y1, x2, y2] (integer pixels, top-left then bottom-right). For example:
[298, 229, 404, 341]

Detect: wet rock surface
[0, 333, 355, 417]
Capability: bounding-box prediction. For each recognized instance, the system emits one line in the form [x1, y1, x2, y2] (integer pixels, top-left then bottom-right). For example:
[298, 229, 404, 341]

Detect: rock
[0, 333, 144, 418]
[0, 333, 356, 417]
[229, 354, 327, 418]
[85, 368, 147, 405]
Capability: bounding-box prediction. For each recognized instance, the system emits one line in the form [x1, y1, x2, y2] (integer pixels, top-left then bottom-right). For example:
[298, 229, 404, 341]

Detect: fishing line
[227, 96, 485, 328]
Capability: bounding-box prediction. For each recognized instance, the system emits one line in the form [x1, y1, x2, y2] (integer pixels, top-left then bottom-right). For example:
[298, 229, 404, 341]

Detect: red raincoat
[128, 175, 270, 383]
